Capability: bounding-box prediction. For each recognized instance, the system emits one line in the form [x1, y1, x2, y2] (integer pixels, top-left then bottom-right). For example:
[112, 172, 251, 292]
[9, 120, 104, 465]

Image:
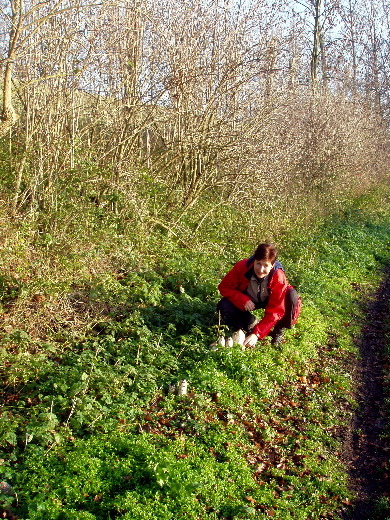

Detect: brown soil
[340, 268, 390, 519]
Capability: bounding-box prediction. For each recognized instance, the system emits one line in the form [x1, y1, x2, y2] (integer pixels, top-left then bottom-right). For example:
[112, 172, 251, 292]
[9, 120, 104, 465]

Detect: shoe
[270, 327, 285, 346]
[232, 329, 246, 346]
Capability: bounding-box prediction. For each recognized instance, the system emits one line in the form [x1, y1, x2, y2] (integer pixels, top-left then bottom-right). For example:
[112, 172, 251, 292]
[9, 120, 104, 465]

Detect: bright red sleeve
[253, 270, 288, 339]
[218, 259, 252, 310]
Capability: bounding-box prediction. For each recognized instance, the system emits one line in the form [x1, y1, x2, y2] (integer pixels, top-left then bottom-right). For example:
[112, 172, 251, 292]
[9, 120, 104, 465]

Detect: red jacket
[218, 257, 296, 339]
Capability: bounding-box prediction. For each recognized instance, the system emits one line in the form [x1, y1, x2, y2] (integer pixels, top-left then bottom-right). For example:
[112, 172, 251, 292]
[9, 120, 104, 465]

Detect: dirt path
[341, 268, 390, 519]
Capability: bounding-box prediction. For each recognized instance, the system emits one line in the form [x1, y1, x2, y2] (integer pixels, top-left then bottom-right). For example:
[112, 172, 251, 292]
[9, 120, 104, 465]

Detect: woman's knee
[286, 287, 299, 306]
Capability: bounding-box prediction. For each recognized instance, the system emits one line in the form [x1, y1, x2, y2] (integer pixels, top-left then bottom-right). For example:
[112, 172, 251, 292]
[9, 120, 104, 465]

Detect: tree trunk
[0, 0, 23, 138]
[310, 0, 322, 91]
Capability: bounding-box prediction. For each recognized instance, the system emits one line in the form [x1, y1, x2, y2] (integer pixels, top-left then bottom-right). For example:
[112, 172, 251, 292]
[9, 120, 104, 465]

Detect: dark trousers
[217, 287, 299, 333]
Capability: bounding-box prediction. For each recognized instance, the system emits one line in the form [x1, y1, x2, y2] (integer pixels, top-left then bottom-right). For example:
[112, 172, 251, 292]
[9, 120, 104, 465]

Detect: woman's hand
[243, 333, 258, 348]
[244, 300, 255, 311]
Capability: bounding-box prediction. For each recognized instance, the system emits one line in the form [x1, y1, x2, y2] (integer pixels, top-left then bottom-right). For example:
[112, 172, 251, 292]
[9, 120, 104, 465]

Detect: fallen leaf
[245, 495, 257, 504]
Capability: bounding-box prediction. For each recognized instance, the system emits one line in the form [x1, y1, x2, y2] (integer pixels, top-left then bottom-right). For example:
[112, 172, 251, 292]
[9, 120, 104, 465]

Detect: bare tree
[0, 0, 111, 213]
[0, 0, 23, 137]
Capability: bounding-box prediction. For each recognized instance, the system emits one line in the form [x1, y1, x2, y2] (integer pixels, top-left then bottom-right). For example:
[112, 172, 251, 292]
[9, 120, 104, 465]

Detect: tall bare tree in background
[0, 0, 22, 137]
[360, 0, 388, 115]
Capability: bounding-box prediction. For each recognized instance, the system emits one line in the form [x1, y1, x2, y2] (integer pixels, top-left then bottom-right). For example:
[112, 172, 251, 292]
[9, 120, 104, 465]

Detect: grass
[0, 193, 389, 519]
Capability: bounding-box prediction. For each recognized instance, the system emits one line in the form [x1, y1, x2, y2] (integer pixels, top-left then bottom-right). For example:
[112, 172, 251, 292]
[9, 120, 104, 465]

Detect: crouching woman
[217, 243, 301, 348]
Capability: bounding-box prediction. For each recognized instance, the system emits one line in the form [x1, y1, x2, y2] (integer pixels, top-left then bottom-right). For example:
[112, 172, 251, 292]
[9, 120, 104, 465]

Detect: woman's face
[254, 259, 273, 278]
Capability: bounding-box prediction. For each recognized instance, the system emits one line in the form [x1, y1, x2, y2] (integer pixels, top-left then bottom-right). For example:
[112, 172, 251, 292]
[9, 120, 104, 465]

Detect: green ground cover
[0, 199, 389, 519]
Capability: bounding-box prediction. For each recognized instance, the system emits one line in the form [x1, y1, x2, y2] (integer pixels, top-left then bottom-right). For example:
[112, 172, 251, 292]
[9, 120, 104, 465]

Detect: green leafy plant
[0, 189, 389, 519]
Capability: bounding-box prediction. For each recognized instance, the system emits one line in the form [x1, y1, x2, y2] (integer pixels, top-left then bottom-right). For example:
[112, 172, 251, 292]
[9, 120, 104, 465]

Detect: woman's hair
[253, 243, 278, 263]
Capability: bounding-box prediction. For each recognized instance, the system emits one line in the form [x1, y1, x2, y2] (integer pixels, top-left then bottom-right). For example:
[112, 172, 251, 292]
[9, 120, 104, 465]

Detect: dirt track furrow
[341, 268, 390, 519]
